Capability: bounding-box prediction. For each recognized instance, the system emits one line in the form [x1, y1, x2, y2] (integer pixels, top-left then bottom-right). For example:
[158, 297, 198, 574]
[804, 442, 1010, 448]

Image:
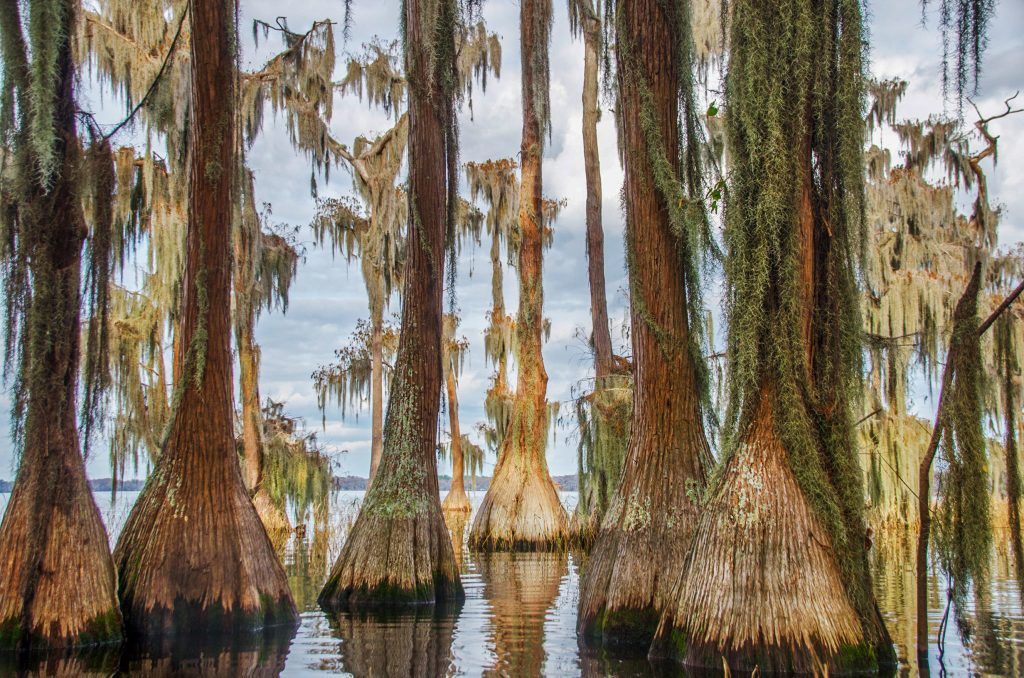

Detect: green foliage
[934, 267, 990, 640]
[575, 374, 632, 519]
[259, 399, 333, 524]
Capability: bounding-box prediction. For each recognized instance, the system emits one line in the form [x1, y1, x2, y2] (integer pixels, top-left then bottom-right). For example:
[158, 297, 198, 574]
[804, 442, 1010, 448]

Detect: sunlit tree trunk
[369, 316, 384, 482]
[113, 0, 297, 637]
[317, 0, 463, 607]
[576, 0, 709, 650]
[234, 233, 291, 539]
[0, 0, 122, 650]
[441, 364, 470, 513]
[469, 0, 568, 551]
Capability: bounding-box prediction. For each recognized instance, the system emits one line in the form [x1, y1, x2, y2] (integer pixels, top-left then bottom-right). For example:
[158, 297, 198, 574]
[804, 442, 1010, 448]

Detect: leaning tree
[112, 0, 297, 636]
[575, 0, 716, 651]
[0, 0, 122, 649]
[468, 0, 570, 551]
[654, 0, 896, 671]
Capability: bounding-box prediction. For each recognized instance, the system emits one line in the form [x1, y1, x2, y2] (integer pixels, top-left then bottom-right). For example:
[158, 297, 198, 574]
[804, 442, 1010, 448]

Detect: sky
[3, 0, 1024, 482]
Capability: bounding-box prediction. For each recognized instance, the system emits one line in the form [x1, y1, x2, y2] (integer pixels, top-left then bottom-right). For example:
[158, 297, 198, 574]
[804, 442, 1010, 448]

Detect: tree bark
[113, 0, 297, 637]
[441, 362, 470, 513]
[369, 315, 384, 484]
[576, 0, 709, 651]
[317, 0, 463, 608]
[469, 0, 567, 551]
[580, 6, 614, 382]
[233, 220, 291, 539]
[0, 0, 122, 650]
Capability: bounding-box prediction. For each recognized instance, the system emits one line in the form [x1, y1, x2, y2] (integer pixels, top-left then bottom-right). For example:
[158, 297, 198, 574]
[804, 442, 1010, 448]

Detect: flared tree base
[468, 463, 568, 551]
[319, 496, 463, 609]
[0, 453, 122, 650]
[114, 454, 298, 639]
[441, 487, 472, 515]
[652, 406, 872, 674]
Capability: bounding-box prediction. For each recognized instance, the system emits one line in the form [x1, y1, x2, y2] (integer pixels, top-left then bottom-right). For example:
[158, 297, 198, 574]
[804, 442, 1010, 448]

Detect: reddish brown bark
[0, 0, 122, 649]
[469, 0, 567, 550]
[113, 0, 297, 637]
[317, 0, 462, 607]
[576, 0, 709, 650]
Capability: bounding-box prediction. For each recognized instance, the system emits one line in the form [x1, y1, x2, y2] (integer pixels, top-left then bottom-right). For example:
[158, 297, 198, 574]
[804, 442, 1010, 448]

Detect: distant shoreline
[0, 474, 580, 494]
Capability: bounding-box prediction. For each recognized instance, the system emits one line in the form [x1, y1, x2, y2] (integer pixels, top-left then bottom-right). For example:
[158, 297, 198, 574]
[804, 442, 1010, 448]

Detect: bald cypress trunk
[369, 318, 384, 484]
[653, 0, 894, 669]
[579, 4, 613, 381]
[317, 0, 463, 607]
[469, 0, 568, 551]
[441, 365, 471, 513]
[576, 0, 709, 651]
[113, 0, 297, 637]
[234, 225, 291, 540]
[0, 0, 121, 650]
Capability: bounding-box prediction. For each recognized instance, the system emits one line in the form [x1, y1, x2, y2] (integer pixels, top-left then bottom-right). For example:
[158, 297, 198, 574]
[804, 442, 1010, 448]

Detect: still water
[1, 489, 1023, 675]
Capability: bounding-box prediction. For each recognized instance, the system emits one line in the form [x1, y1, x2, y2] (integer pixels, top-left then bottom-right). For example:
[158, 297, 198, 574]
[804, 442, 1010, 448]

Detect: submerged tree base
[0, 452, 122, 650]
[441, 487, 472, 515]
[114, 461, 298, 639]
[319, 489, 464, 609]
[468, 464, 568, 551]
[652, 403, 874, 674]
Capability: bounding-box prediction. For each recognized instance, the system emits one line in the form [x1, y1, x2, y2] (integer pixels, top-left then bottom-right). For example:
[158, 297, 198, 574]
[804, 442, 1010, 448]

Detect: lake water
[1, 489, 1023, 675]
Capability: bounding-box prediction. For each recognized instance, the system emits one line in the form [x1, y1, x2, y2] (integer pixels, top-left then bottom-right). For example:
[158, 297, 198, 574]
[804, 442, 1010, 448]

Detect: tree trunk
[317, 0, 463, 608]
[657, 392, 865, 673]
[234, 228, 291, 539]
[580, 9, 613, 382]
[113, 0, 297, 637]
[654, 6, 893, 664]
[0, 0, 122, 649]
[442, 363, 470, 513]
[576, 0, 709, 650]
[469, 0, 567, 551]
[369, 314, 384, 484]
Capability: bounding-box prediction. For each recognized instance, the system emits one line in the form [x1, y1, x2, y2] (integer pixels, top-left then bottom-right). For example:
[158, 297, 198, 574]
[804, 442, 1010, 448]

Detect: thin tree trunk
[580, 10, 613, 382]
[0, 0, 122, 649]
[576, 0, 709, 650]
[113, 0, 297, 637]
[235, 285, 291, 538]
[318, 0, 463, 607]
[369, 314, 384, 484]
[469, 0, 567, 551]
[442, 364, 470, 513]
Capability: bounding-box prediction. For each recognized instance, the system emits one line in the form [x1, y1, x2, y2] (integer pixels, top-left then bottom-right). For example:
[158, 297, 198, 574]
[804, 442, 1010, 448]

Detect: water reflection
[4, 490, 1024, 675]
[475, 550, 568, 675]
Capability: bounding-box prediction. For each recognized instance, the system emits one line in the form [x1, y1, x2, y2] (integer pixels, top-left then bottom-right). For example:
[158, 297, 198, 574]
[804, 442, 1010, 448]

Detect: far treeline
[0, 0, 1020, 673]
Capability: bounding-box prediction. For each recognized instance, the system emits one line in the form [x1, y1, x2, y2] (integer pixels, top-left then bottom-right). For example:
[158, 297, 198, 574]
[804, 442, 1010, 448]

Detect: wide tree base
[441, 487, 472, 515]
[468, 464, 568, 551]
[319, 496, 463, 609]
[0, 454, 122, 650]
[651, 407, 871, 674]
[114, 457, 298, 639]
